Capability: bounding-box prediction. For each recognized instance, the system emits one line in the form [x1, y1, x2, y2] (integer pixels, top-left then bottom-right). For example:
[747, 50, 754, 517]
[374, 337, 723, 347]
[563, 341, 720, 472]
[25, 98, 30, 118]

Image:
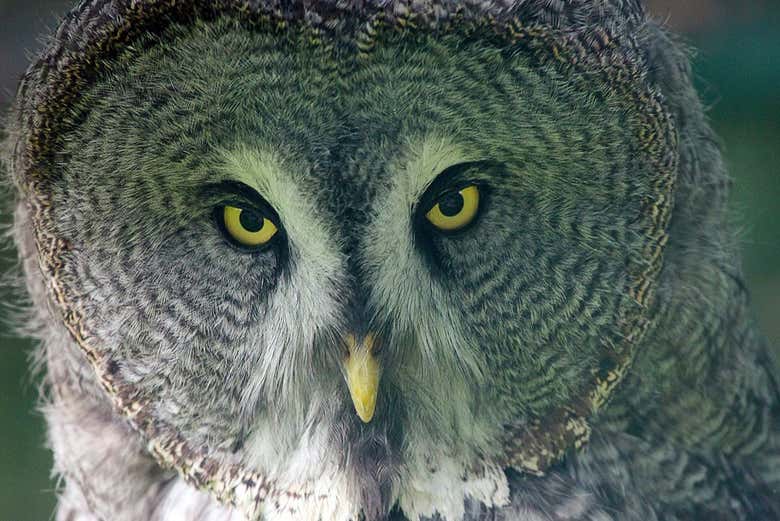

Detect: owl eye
[425, 185, 480, 232]
[221, 205, 279, 248]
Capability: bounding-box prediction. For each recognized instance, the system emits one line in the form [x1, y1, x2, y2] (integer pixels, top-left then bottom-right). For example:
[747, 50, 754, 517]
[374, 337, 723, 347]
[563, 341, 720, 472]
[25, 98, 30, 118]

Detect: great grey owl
[2, 0, 778, 520]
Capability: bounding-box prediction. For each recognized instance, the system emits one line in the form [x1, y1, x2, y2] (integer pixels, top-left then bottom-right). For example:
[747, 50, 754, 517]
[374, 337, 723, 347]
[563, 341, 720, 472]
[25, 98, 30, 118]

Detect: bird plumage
[3, 1, 778, 520]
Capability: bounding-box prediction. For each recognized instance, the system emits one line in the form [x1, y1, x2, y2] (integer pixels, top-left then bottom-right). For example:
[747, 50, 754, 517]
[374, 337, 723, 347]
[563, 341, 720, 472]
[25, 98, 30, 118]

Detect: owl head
[5, 0, 678, 518]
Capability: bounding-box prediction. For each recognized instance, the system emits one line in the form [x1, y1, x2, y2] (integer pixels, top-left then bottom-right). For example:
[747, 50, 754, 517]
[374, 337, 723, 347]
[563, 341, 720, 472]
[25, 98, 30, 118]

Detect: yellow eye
[222, 205, 278, 247]
[425, 185, 480, 232]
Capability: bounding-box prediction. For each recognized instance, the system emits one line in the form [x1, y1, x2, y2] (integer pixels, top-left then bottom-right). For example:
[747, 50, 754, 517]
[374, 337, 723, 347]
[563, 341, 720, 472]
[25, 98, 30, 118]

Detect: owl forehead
[77, 19, 635, 233]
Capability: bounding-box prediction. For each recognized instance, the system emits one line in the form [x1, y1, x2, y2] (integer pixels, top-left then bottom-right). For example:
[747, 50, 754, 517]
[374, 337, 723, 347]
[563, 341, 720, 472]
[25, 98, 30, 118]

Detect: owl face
[47, 15, 666, 498]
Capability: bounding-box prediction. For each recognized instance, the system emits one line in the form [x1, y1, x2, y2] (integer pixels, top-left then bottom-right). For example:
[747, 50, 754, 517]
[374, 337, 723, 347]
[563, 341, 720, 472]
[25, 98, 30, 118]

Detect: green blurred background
[0, 1, 778, 519]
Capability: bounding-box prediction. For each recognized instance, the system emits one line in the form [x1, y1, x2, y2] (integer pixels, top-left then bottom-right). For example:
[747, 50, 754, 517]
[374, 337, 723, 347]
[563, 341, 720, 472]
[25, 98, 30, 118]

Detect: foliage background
[1, 1, 778, 519]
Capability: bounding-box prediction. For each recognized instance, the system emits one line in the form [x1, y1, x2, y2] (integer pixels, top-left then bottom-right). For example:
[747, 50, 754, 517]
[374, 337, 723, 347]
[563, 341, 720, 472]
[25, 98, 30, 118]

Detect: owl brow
[199, 180, 278, 215]
[418, 160, 504, 208]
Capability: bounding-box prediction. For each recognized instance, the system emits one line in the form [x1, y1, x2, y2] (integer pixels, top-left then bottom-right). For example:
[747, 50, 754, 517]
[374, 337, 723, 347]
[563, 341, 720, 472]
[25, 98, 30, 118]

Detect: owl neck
[609, 203, 777, 459]
[603, 19, 778, 466]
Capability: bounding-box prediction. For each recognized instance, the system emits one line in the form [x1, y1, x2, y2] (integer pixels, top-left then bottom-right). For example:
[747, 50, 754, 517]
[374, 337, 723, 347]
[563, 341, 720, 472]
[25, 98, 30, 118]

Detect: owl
[2, 0, 778, 520]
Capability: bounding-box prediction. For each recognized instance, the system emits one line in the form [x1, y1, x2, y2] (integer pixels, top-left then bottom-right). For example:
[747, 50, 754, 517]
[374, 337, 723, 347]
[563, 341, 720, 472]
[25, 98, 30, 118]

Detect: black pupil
[438, 191, 464, 217]
[239, 209, 265, 232]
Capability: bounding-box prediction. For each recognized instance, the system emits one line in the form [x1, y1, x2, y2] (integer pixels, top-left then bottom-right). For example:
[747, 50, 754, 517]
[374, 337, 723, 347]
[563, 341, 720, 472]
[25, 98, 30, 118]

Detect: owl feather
[2, 1, 778, 520]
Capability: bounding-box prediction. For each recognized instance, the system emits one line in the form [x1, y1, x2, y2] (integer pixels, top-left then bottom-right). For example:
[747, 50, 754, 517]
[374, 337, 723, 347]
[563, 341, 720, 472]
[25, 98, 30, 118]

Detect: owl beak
[343, 333, 380, 423]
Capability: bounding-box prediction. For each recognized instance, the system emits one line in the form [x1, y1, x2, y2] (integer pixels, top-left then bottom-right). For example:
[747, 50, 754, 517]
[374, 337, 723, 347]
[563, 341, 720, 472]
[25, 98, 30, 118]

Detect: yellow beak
[343, 333, 380, 423]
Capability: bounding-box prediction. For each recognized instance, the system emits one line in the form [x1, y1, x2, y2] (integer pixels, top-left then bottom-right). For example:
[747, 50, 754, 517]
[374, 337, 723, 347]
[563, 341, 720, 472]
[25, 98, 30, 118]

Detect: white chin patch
[239, 430, 361, 521]
[154, 480, 246, 521]
[156, 454, 506, 521]
[241, 417, 510, 521]
[398, 458, 510, 521]
[157, 471, 362, 521]
[257, 469, 363, 521]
